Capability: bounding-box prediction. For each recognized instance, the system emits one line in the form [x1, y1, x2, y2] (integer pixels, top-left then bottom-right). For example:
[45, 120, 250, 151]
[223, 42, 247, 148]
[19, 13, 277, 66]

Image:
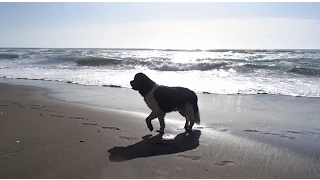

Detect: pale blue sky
[1, 2, 320, 49]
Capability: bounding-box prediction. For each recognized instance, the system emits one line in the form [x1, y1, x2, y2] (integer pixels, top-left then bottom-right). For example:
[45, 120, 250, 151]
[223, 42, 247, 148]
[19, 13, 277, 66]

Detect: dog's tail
[193, 103, 200, 125]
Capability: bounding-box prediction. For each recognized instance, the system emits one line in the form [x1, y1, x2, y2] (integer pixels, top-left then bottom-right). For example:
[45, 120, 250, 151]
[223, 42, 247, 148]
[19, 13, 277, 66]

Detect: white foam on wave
[1, 65, 320, 97]
[1, 48, 320, 97]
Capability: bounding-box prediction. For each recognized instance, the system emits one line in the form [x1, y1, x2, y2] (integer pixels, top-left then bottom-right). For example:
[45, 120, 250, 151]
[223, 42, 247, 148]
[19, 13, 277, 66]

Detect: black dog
[130, 73, 200, 133]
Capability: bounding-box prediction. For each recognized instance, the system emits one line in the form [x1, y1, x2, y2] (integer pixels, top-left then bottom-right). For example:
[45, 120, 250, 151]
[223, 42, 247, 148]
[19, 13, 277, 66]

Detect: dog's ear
[134, 73, 148, 81]
[131, 73, 156, 96]
[130, 80, 138, 90]
[130, 73, 147, 91]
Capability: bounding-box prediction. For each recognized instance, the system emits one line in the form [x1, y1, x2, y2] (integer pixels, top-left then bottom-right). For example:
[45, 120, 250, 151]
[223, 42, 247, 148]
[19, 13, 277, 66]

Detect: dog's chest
[144, 92, 161, 112]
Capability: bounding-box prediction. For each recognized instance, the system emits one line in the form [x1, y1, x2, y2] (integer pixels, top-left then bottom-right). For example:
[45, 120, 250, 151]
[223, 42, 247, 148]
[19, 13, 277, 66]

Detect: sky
[0, 2, 320, 49]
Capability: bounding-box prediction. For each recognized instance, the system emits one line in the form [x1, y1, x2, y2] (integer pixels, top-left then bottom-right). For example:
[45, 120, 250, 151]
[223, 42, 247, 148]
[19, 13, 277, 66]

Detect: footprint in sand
[217, 128, 228, 132]
[119, 136, 138, 141]
[244, 129, 260, 133]
[279, 135, 294, 139]
[177, 155, 201, 160]
[82, 123, 98, 126]
[44, 110, 57, 113]
[30, 105, 41, 107]
[215, 160, 237, 166]
[102, 126, 121, 131]
[308, 131, 320, 135]
[69, 117, 85, 120]
[51, 115, 64, 118]
[264, 132, 282, 136]
[286, 131, 301, 134]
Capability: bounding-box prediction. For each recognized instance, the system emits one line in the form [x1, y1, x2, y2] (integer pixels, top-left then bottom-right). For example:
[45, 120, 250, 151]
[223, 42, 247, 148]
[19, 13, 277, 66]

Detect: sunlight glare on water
[1, 48, 320, 97]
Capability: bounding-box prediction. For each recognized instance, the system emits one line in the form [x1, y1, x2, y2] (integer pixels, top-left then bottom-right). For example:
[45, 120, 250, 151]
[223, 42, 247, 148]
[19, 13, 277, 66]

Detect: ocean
[1, 48, 320, 158]
[1, 48, 320, 97]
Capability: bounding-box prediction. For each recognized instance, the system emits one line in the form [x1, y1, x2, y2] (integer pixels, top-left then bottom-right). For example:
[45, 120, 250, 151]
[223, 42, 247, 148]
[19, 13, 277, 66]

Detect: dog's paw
[145, 119, 153, 131]
[185, 126, 192, 132]
[147, 123, 153, 131]
[184, 126, 189, 131]
[156, 130, 164, 134]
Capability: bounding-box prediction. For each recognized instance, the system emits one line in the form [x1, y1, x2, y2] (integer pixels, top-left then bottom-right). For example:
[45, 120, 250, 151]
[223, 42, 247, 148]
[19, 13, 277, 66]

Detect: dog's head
[130, 73, 155, 97]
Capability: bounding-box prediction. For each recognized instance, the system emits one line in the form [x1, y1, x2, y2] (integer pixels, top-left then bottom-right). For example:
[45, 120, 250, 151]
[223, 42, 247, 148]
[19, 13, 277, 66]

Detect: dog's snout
[130, 80, 135, 88]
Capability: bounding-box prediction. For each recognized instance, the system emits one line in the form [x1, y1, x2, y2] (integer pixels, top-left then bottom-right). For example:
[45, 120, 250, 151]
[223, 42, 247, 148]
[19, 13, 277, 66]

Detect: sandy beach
[1, 83, 320, 178]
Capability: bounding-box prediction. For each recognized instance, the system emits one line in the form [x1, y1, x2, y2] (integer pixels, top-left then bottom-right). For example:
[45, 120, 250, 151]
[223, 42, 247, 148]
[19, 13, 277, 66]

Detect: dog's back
[153, 86, 200, 124]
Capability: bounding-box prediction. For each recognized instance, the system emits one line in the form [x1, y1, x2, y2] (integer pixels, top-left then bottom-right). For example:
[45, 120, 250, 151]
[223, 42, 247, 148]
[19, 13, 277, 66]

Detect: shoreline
[1, 77, 320, 98]
[1, 78, 320, 158]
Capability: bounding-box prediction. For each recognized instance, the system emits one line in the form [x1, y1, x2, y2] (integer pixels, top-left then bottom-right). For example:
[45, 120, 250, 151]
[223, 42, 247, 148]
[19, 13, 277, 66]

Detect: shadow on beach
[108, 130, 201, 162]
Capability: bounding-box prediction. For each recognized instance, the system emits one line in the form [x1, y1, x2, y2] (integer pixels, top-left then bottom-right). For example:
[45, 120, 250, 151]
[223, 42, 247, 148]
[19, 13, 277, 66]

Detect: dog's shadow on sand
[107, 130, 201, 162]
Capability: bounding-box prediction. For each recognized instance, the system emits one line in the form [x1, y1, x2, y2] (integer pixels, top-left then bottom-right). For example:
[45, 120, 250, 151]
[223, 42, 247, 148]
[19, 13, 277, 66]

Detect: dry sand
[0, 84, 320, 178]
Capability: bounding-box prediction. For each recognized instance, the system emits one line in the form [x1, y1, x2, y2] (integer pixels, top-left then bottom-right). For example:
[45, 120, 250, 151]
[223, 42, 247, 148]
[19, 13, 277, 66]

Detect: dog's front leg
[146, 111, 160, 131]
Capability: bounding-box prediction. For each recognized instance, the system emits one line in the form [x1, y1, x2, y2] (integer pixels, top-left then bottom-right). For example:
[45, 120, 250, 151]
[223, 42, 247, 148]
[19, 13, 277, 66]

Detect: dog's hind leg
[184, 118, 190, 131]
[179, 107, 189, 130]
[157, 113, 166, 134]
[185, 102, 195, 131]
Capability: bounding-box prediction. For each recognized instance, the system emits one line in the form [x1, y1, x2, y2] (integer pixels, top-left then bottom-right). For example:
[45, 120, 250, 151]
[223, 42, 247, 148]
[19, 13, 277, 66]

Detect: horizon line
[1, 47, 320, 50]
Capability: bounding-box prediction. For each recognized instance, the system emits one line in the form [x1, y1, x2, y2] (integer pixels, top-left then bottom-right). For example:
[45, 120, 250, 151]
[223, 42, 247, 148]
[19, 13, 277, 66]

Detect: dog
[130, 72, 200, 133]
